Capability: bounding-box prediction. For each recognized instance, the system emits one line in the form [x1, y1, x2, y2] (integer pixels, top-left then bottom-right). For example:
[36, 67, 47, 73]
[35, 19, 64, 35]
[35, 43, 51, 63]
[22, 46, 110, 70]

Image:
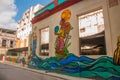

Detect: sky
[0, 0, 53, 30]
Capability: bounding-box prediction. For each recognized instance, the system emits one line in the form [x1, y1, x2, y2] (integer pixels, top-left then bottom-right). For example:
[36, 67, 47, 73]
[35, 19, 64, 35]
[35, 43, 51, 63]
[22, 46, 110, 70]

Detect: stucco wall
[32, 0, 120, 58]
[108, 0, 120, 57]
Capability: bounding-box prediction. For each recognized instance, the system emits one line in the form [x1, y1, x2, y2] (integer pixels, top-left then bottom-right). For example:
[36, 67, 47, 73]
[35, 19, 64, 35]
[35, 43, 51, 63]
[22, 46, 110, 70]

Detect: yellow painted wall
[16, 39, 21, 48]
[24, 39, 27, 47]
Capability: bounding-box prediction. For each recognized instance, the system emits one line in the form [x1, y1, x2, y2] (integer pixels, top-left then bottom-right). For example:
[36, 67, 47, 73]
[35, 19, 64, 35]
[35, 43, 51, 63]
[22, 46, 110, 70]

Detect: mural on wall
[31, 26, 37, 56]
[114, 36, 120, 65]
[54, 9, 73, 59]
[29, 33, 32, 55]
[28, 10, 120, 80]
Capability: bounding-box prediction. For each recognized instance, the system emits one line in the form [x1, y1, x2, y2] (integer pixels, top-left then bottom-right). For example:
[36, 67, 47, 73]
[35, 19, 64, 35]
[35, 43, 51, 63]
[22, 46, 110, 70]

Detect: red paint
[32, 0, 83, 24]
[54, 0, 58, 6]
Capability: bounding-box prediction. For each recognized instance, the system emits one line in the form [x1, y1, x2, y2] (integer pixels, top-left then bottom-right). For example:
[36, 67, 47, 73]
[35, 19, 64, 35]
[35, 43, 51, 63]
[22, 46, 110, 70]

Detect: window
[40, 28, 49, 56]
[2, 40, 6, 47]
[79, 9, 106, 55]
[10, 41, 14, 48]
[24, 23, 26, 25]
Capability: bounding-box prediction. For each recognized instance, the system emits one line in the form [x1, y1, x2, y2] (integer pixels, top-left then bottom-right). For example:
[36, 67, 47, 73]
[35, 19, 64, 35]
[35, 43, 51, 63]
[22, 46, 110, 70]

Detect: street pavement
[0, 63, 68, 80]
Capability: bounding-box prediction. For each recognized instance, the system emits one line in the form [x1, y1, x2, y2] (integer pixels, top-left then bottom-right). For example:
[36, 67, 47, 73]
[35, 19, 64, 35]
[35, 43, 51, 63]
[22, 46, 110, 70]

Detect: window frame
[39, 27, 50, 56]
[78, 8, 107, 56]
[10, 40, 14, 48]
[2, 39, 7, 47]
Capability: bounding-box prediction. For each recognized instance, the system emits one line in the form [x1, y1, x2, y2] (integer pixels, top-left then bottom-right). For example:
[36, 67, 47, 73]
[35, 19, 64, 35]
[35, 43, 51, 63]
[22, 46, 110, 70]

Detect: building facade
[16, 4, 43, 48]
[14, 4, 43, 58]
[0, 28, 16, 60]
[28, 0, 120, 79]
[31, 0, 120, 58]
[6, 4, 43, 63]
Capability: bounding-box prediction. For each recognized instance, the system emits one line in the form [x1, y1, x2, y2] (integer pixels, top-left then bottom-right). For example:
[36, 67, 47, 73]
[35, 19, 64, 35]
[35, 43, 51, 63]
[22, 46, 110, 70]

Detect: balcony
[1, 33, 16, 38]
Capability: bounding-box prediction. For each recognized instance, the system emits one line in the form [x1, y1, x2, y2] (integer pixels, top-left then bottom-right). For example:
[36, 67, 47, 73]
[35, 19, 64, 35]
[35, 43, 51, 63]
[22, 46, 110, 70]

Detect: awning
[8, 47, 28, 52]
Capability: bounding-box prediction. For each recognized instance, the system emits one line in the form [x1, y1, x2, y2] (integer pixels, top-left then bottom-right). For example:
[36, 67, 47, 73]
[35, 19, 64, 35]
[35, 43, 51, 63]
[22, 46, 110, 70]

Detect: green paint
[58, 0, 66, 5]
[90, 61, 120, 72]
[35, 0, 67, 17]
[6, 51, 11, 55]
[35, 3, 55, 16]
[55, 54, 67, 60]
[10, 57, 12, 62]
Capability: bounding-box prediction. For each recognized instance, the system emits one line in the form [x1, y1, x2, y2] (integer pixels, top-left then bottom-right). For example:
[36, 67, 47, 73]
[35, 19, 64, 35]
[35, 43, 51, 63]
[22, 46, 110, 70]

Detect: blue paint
[54, 26, 59, 32]
[32, 40, 37, 55]
[59, 54, 94, 65]
[28, 53, 120, 79]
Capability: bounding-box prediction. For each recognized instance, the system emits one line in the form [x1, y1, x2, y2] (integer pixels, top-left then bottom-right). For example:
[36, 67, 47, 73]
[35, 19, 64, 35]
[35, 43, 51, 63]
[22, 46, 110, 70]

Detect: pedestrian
[22, 57, 25, 67]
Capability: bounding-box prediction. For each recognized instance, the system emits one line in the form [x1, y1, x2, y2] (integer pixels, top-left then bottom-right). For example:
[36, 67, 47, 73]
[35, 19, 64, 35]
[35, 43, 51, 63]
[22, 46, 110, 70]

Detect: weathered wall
[33, 0, 120, 58]
[108, 0, 120, 57]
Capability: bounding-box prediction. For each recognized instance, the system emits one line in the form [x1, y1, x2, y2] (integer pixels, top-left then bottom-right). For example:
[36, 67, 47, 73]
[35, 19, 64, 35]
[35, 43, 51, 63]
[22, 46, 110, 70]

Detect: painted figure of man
[54, 9, 72, 59]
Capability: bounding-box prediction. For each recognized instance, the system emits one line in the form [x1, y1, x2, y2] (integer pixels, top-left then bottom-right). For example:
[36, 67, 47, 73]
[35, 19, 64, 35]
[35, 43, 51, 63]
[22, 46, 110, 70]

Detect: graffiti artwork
[54, 9, 73, 59]
[28, 10, 120, 79]
[31, 26, 37, 56]
[114, 36, 120, 65]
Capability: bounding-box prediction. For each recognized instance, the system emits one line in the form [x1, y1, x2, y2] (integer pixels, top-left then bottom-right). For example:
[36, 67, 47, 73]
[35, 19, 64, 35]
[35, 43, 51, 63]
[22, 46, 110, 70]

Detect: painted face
[61, 9, 71, 22]
[60, 18, 65, 26]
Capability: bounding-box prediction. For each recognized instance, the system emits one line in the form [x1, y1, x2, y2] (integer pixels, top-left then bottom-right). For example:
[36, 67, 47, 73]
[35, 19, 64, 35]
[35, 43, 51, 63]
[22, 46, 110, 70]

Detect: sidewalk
[1, 61, 92, 80]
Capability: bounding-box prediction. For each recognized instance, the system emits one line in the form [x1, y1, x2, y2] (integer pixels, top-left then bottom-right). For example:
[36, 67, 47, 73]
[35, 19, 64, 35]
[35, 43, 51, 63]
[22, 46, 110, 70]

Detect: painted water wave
[28, 53, 120, 79]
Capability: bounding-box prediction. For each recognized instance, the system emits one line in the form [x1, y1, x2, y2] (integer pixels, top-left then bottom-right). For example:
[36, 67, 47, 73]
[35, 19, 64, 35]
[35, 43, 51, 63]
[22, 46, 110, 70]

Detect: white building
[4, 4, 44, 62]
[16, 4, 43, 48]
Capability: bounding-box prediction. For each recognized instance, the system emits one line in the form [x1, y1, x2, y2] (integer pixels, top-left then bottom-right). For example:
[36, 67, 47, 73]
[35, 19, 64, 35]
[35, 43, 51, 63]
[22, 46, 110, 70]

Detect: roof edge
[32, 0, 83, 24]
